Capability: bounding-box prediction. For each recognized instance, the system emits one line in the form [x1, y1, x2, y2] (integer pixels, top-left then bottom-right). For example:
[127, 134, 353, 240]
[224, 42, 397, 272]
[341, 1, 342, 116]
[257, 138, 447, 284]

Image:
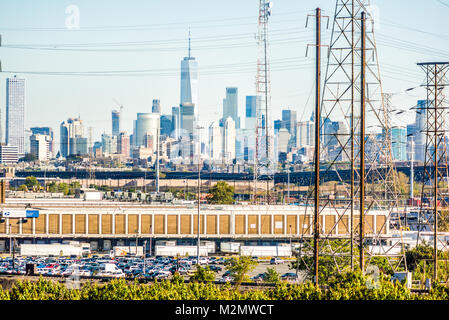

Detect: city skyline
[0, 0, 447, 150]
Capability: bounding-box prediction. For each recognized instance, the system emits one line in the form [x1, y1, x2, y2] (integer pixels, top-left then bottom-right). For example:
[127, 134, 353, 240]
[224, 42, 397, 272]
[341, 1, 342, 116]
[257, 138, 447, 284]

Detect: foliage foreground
[1, 271, 449, 300]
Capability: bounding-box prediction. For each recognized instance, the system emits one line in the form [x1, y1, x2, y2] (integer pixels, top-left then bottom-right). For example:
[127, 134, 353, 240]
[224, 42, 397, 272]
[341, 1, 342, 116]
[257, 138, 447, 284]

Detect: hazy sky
[0, 0, 448, 151]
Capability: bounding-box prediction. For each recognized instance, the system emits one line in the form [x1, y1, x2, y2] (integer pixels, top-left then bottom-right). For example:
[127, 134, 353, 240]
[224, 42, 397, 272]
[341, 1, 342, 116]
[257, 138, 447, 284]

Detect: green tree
[24, 176, 40, 190]
[396, 171, 409, 195]
[18, 184, 28, 192]
[208, 181, 235, 204]
[57, 183, 70, 196]
[47, 182, 58, 193]
[190, 265, 215, 282]
[225, 256, 258, 288]
[264, 267, 281, 283]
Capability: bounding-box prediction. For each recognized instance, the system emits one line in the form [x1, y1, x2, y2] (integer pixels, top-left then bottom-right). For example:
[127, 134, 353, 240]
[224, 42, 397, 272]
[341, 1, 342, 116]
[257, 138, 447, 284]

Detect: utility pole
[350, 0, 355, 271]
[313, 7, 321, 287]
[359, 11, 367, 273]
[306, 7, 327, 287]
[410, 136, 414, 200]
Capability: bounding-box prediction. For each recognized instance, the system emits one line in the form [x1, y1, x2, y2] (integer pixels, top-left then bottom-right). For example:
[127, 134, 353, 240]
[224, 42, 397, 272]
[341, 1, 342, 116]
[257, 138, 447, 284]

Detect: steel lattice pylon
[297, 0, 406, 283]
[253, 0, 275, 204]
[416, 62, 449, 280]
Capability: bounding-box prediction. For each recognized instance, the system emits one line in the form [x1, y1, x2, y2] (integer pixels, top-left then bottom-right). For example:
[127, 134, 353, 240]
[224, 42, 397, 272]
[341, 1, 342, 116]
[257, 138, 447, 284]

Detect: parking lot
[0, 254, 303, 283]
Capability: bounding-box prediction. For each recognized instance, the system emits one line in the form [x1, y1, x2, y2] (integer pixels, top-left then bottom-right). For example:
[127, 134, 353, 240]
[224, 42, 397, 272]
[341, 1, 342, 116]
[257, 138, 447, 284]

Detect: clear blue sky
[0, 0, 448, 150]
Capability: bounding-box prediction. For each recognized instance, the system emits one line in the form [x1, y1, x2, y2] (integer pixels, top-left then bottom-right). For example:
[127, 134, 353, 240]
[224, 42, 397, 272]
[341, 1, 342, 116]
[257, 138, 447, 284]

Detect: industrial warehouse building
[0, 199, 390, 252]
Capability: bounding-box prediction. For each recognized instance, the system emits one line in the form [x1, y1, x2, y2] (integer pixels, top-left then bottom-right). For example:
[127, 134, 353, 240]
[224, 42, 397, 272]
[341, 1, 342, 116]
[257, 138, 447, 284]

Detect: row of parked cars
[0, 255, 299, 283]
[0, 255, 227, 280]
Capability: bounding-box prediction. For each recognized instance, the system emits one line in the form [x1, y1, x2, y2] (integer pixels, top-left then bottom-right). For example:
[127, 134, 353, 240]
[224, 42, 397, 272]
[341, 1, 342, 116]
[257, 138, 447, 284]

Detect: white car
[270, 258, 284, 265]
[218, 276, 233, 283]
[97, 269, 125, 278]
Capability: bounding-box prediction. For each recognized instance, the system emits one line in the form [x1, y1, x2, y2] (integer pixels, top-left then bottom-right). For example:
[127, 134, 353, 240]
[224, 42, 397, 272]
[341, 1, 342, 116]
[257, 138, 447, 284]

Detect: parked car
[218, 275, 233, 283]
[270, 258, 284, 265]
[208, 265, 222, 272]
[281, 272, 298, 281]
[251, 273, 267, 282]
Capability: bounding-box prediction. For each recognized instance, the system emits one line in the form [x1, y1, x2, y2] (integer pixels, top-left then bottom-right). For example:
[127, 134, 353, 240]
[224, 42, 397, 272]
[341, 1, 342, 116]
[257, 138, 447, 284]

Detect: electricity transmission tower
[416, 62, 449, 281]
[253, 0, 274, 204]
[298, 0, 405, 282]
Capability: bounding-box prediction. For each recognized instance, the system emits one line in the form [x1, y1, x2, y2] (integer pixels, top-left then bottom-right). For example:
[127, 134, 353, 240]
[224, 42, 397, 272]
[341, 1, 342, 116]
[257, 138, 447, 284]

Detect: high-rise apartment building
[101, 133, 118, 155]
[118, 132, 130, 158]
[30, 134, 51, 161]
[30, 127, 54, 157]
[6, 76, 25, 156]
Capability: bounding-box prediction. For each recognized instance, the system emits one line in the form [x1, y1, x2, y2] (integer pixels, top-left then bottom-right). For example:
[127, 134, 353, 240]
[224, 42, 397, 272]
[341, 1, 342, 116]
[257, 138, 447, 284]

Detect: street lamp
[196, 125, 204, 266]
[149, 224, 153, 257]
[289, 224, 292, 250]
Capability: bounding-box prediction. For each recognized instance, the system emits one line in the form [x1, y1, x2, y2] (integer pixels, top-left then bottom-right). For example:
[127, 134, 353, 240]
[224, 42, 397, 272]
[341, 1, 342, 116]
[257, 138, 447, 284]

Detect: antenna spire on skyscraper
[188, 27, 191, 58]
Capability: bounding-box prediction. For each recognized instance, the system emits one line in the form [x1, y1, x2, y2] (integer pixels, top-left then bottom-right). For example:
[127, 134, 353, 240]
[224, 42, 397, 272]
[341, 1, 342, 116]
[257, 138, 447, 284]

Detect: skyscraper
[152, 99, 161, 114]
[208, 121, 222, 163]
[222, 87, 240, 129]
[180, 103, 195, 138]
[111, 109, 121, 137]
[245, 95, 258, 130]
[391, 126, 407, 161]
[160, 115, 172, 137]
[60, 117, 84, 157]
[223, 117, 236, 164]
[171, 106, 180, 139]
[180, 35, 198, 118]
[297, 120, 314, 147]
[6, 76, 25, 156]
[134, 113, 159, 148]
[282, 109, 297, 147]
[414, 100, 428, 162]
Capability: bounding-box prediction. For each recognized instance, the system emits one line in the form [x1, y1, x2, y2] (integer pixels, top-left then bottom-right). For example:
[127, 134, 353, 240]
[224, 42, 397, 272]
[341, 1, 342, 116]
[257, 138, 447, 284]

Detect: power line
[436, 0, 449, 8]
[0, 9, 312, 32]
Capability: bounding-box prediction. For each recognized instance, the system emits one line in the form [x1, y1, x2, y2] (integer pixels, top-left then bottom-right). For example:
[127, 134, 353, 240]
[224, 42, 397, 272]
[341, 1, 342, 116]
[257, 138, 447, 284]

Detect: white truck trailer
[19, 242, 91, 257]
[239, 245, 292, 257]
[220, 242, 241, 253]
[154, 245, 209, 257]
